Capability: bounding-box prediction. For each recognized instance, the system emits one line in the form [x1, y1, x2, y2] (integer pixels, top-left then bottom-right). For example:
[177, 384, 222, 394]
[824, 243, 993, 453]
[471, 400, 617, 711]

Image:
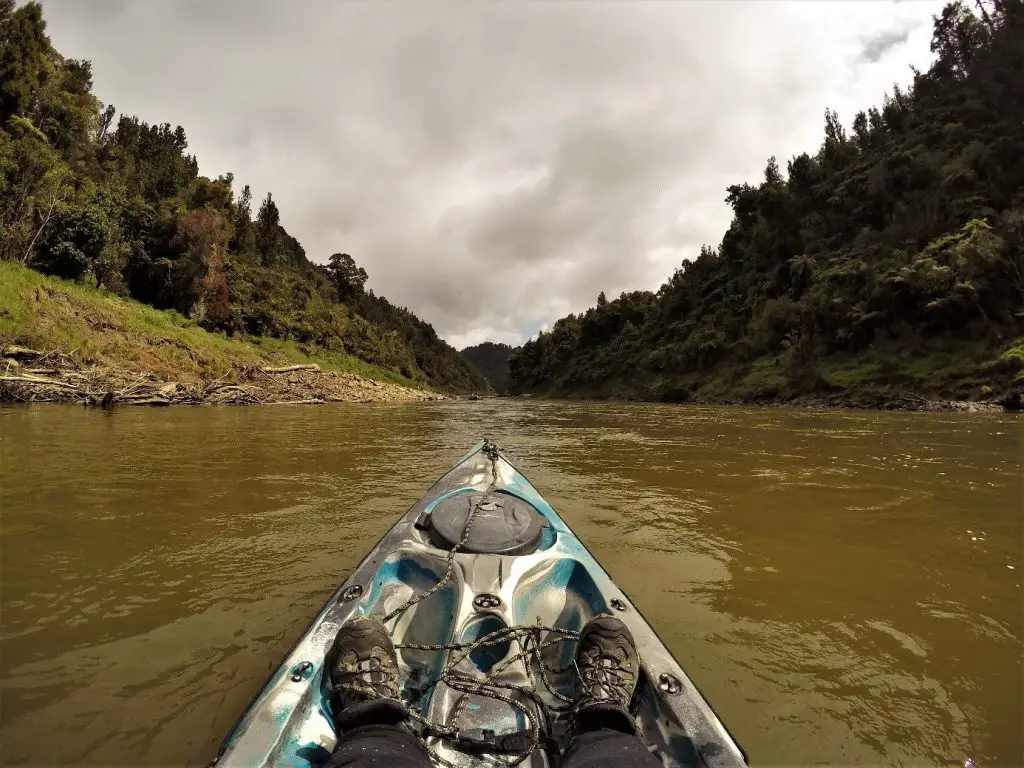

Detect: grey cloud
[38, 0, 939, 347]
[860, 29, 912, 63]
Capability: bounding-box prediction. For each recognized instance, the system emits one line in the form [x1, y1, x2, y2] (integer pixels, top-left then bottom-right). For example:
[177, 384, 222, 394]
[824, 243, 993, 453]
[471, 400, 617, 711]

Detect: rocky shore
[0, 346, 444, 407]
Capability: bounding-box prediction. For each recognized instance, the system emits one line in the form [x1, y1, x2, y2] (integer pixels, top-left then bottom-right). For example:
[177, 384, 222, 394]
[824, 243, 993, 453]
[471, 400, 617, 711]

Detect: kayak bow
[213, 441, 747, 767]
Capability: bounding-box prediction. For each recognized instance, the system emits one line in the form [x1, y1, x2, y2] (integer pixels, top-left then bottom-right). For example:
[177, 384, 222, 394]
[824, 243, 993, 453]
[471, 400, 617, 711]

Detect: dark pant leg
[324, 722, 659, 768]
[561, 726, 663, 768]
[324, 724, 433, 768]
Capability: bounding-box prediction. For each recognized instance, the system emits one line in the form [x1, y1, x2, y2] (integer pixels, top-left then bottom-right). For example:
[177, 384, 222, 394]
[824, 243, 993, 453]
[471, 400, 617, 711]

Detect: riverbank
[0, 346, 443, 405]
[509, 391, 1011, 412]
[0, 262, 443, 406]
[719, 391, 1007, 412]
[510, 338, 1024, 412]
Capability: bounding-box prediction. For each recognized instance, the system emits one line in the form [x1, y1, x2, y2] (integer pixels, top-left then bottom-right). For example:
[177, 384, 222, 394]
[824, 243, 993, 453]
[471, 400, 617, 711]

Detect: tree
[851, 111, 870, 148]
[596, 290, 608, 307]
[787, 153, 815, 192]
[170, 208, 230, 324]
[255, 191, 279, 263]
[0, 2, 49, 122]
[97, 103, 115, 142]
[0, 118, 71, 263]
[34, 201, 107, 280]
[33, 58, 97, 154]
[867, 107, 885, 135]
[232, 183, 252, 250]
[819, 107, 849, 168]
[327, 252, 368, 299]
[823, 107, 846, 145]
[105, 116, 198, 202]
[190, 174, 233, 216]
[725, 183, 758, 225]
[931, 1, 989, 78]
[93, 238, 128, 292]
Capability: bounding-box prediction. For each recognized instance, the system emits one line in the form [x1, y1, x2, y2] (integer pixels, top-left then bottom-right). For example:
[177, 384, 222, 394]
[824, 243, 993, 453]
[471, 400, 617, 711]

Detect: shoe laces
[331, 653, 400, 701]
[574, 648, 632, 703]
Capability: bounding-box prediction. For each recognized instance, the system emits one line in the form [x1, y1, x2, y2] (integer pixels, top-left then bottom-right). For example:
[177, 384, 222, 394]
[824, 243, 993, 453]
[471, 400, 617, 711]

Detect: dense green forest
[461, 342, 514, 395]
[0, 1, 486, 393]
[510, 1, 1024, 406]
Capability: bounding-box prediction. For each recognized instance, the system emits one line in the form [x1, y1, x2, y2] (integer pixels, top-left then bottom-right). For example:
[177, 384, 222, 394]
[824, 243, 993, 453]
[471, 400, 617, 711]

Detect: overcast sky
[39, 0, 944, 348]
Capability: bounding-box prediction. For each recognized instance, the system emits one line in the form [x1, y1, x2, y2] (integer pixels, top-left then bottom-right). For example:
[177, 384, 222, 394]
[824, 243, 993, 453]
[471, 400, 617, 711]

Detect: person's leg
[562, 615, 662, 768]
[324, 723, 431, 768]
[322, 616, 432, 768]
[321, 612, 663, 768]
[562, 727, 662, 768]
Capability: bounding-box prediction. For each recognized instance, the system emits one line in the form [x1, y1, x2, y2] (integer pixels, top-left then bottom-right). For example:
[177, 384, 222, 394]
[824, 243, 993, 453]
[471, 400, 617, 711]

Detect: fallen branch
[206, 385, 262, 405]
[119, 397, 171, 407]
[264, 398, 325, 405]
[2, 345, 42, 360]
[212, 384, 260, 397]
[117, 374, 153, 399]
[902, 392, 930, 403]
[202, 370, 234, 392]
[0, 374, 79, 389]
[260, 364, 320, 374]
[34, 349, 71, 366]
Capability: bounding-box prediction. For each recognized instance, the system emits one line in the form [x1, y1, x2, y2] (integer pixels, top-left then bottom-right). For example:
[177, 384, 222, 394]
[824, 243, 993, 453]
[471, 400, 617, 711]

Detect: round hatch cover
[427, 492, 543, 555]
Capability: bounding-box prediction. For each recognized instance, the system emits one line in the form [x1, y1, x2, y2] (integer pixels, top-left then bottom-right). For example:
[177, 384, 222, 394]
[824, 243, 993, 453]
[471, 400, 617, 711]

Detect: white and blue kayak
[212, 441, 748, 767]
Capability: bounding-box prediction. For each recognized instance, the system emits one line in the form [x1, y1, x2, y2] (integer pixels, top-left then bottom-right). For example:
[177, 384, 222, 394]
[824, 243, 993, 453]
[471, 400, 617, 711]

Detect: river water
[0, 402, 1020, 766]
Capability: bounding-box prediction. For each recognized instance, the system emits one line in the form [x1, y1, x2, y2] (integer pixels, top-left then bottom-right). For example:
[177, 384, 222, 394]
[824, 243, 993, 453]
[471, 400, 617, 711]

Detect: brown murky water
[0, 402, 1021, 766]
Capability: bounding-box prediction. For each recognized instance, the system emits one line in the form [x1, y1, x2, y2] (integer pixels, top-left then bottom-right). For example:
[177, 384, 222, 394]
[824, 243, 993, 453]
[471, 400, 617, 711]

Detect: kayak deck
[213, 441, 747, 767]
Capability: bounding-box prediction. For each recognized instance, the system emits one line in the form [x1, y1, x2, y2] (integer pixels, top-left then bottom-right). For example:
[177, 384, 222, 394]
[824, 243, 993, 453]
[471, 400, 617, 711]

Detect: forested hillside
[510, 1, 1023, 406]
[0, 1, 486, 393]
[461, 342, 515, 395]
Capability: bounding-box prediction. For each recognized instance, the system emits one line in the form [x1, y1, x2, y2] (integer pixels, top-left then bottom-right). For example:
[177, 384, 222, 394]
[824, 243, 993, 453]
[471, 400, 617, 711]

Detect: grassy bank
[0, 262, 420, 390]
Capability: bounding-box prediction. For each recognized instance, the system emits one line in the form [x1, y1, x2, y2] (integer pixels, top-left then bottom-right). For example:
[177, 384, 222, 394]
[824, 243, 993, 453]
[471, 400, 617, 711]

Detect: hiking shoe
[572, 614, 640, 733]
[325, 615, 405, 728]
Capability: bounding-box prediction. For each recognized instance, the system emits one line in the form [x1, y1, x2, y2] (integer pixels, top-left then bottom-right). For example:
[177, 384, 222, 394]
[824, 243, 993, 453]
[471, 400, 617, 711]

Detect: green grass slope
[0, 262, 420, 388]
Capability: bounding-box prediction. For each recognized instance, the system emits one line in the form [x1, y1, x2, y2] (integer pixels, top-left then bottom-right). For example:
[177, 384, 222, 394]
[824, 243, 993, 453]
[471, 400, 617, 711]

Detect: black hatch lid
[427, 491, 543, 555]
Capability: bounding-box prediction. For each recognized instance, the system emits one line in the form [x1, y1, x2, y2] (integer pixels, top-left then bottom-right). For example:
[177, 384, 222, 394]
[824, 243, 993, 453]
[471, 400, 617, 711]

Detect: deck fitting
[658, 673, 681, 694]
[473, 593, 501, 609]
[291, 661, 314, 682]
[340, 584, 363, 602]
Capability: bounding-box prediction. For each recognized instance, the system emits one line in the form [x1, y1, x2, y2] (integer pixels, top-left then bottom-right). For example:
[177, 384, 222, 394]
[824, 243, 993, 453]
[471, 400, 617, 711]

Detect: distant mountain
[462, 342, 516, 395]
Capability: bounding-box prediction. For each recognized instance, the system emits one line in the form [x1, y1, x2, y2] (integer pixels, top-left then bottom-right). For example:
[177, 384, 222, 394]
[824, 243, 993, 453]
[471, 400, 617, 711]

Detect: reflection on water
[0, 402, 1020, 765]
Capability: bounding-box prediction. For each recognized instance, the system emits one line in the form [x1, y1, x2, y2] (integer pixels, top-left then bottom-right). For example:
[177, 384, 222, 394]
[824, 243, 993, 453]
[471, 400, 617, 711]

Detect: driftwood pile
[0, 347, 441, 406]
